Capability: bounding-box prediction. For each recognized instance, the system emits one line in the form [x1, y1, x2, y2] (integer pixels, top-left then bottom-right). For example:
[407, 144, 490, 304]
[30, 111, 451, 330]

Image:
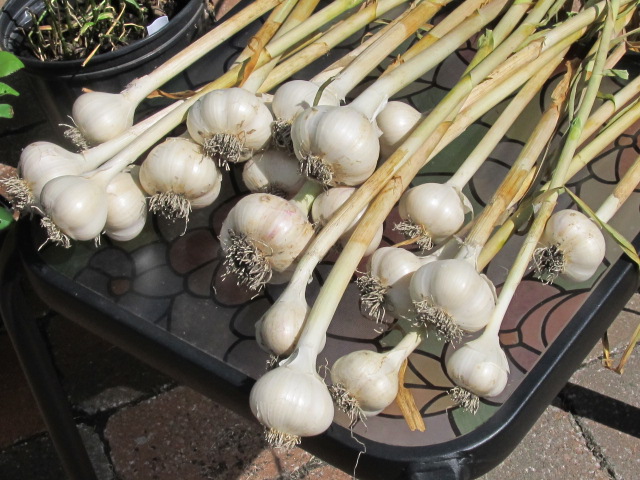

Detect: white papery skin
[105, 170, 147, 242]
[72, 92, 136, 145]
[398, 183, 469, 243]
[17, 142, 87, 205]
[271, 80, 341, 123]
[291, 105, 380, 186]
[186, 88, 273, 162]
[220, 193, 315, 279]
[40, 174, 109, 241]
[249, 348, 334, 441]
[540, 209, 606, 283]
[367, 247, 435, 320]
[139, 137, 222, 208]
[311, 187, 382, 256]
[242, 150, 306, 196]
[446, 333, 509, 398]
[377, 101, 422, 159]
[410, 259, 496, 333]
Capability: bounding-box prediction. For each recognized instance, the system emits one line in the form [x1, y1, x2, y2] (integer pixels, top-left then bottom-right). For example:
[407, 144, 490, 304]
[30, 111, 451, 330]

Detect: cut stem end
[40, 216, 71, 249]
[271, 119, 294, 153]
[1, 176, 34, 211]
[148, 192, 192, 221]
[299, 152, 333, 186]
[264, 428, 301, 450]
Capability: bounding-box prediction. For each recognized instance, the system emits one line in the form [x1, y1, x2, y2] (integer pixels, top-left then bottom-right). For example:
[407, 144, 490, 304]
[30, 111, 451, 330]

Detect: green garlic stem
[290, 181, 323, 214]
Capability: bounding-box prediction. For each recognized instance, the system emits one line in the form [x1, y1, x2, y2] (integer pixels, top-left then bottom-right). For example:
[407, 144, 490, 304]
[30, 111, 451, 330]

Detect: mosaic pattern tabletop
[19, 6, 640, 468]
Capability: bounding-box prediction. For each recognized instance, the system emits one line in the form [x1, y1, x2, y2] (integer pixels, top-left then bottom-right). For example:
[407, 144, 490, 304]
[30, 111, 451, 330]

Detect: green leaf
[0, 103, 14, 118]
[0, 82, 19, 97]
[123, 0, 142, 10]
[80, 21, 96, 35]
[564, 188, 640, 268]
[596, 91, 616, 106]
[0, 51, 24, 78]
[603, 68, 629, 80]
[96, 12, 114, 21]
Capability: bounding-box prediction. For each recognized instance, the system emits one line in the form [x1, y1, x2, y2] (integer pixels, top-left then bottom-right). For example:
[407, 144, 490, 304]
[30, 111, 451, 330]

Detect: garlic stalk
[290, 0, 510, 187]
[410, 62, 573, 342]
[2, 102, 182, 211]
[450, 0, 619, 412]
[329, 329, 424, 424]
[71, 0, 285, 145]
[139, 137, 223, 221]
[269, 0, 447, 175]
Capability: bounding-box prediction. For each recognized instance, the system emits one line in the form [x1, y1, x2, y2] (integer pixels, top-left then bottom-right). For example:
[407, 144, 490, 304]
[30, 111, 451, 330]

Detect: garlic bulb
[446, 332, 509, 413]
[105, 169, 147, 242]
[219, 192, 315, 291]
[290, 105, 380, 187]
[377, 101, 422, 159]
[39, 171, 111, 246]
[242, 149, 305, 197]
[249, 346, 334, 448]
[534, 209, 606, 284]
[409, 259, 496, 341]
[270, 80, 341, 151]
[357, 246, 435, 322]
[186, 88, 273, 168]
[139, 137, 222, 221]
[329, 330, 422, 424]
[396, 183, 471, 250]
[311, 187, 382, 257]
[71, 92, 137, 145]
[7, 142, 87, 209]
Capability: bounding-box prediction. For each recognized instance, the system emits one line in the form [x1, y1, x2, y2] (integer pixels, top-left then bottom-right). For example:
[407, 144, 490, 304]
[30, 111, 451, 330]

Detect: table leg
[0, 247, 98, 480]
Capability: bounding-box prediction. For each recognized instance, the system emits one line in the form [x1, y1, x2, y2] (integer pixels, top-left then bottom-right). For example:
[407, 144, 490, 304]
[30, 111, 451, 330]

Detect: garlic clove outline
[291, 105, 380, 187]
[186, 88, 274, 168]
[71, 92, 137, 146]
[535, 209, 606, 284]
[104, 169, 148, 242]
[242, 149, 306, 197]
[249, 347, 334, 448]
[377, 100, 422, 159]
[409, 259, 496, 341]
[445, 332, 509, 413]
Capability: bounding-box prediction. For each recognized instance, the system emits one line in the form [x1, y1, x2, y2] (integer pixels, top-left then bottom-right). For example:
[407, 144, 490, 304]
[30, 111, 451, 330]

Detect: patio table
[1, 9, 639, 479]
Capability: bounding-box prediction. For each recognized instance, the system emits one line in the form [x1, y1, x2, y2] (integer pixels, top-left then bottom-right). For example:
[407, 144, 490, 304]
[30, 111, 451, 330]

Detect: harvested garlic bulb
[242, 149, 305, 197]
[219, 190, 316, 291]
[249, 347, 334, 448]
[396, 183, 471, 250]
[410, 259, 496, 341]
[139, 137, 222, 221]
[377, 101, 422, 159]
[104, 169, 147, 242]
[71, 92, 137, 145]
[311, 186, 382, 257]
[186, 88, 273, 168]
[534, 209, 606, 284]
[330, 330, 423, 424]
[270, 80, 341, 151]
[291, 105, 380, 187]
[446, 332, 509, 414]
[356, 246, 435, 322]
[39, 170, 112, 246]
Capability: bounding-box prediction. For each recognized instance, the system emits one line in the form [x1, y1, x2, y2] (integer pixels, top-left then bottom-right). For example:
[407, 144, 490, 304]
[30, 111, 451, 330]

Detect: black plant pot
[0, 0, 206, 134]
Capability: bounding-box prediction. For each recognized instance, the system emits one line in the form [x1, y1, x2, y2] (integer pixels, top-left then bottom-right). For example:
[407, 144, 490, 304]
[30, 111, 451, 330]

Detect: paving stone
[0, 434, 65, 480]
[479, 405, 609, 480]
[566, 350, 640, 480]
[104, 386, 351, 480]
[0, 333, 46, 448]
[47, 315, 171, 414]
[584, 292, 640, 364]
